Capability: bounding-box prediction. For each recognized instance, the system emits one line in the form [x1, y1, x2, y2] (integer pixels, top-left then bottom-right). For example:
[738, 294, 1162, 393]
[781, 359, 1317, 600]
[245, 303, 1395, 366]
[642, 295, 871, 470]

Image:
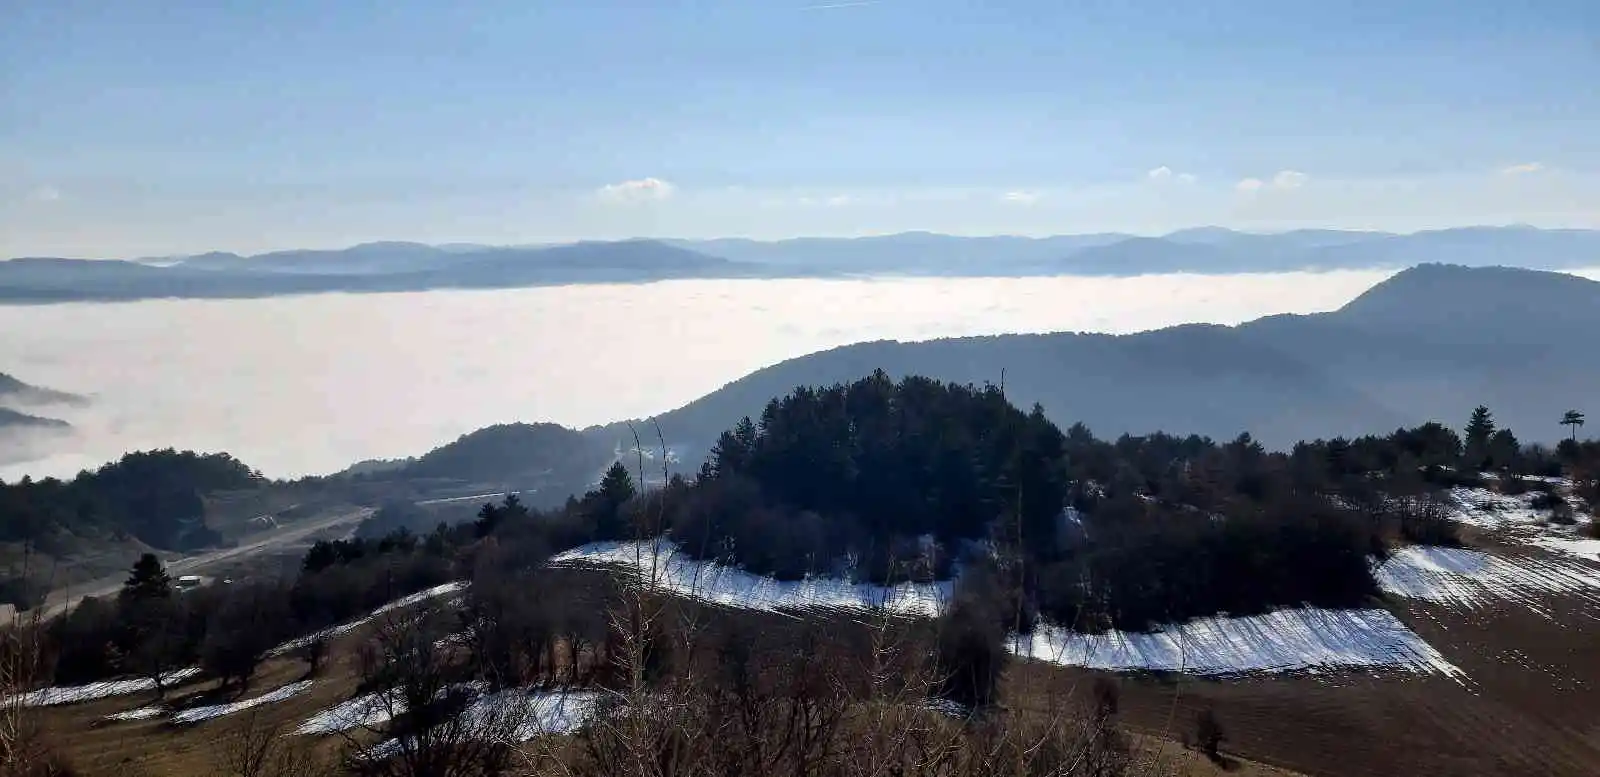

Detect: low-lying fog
[0, 269, 1467, 480]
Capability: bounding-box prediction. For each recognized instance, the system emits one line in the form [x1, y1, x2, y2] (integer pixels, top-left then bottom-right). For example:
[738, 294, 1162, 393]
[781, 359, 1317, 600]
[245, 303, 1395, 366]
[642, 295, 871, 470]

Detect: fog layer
[1, 271, 1407, 479]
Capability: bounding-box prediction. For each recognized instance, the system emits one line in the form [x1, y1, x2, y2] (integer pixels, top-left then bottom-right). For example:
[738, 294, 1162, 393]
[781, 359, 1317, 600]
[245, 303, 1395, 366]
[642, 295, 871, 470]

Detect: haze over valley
[0, 266, 1398, 480]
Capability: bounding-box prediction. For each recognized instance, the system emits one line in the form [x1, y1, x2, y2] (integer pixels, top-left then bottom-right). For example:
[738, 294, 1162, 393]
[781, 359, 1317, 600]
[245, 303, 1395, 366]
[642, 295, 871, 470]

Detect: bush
[936, 593, 1009, 710]
[1194, 708, 1226, 761]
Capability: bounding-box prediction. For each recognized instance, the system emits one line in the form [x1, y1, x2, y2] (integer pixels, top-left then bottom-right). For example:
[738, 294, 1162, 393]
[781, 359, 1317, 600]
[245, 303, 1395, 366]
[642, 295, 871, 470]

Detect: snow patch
[360, 689, 603, 759]
[171, 680, 314, 725]
[270, 581, 470, 656]
[102, 706, 166, 722]
[551, 540, 949, 616]
[5, 667, 201, 708]
[1012, 608, 1462, 679]
[296, 689, 404, 735]
[1531, 537, 1600, 563]
[1374, 545, 1600, 615]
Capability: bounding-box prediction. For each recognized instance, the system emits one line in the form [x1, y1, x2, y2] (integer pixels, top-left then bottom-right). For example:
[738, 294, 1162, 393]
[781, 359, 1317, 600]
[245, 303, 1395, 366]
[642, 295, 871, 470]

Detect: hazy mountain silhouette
[7, 226, 1596, 303]
[590, 264, 1600, 454]
[0, 240, 784, 302]
[0, 372, 86, 411]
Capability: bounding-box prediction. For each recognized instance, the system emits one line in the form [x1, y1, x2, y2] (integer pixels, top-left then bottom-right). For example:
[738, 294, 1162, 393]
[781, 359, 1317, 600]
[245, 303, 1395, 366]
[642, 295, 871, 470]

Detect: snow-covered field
[269, 581, 470, 656]
[5, 667, 201, 708]
[1446, 484, 1587, 531]
[551, 540, 949, 616]
[1373, 545, 1600, 615]
[1012, 608, 1463, 679]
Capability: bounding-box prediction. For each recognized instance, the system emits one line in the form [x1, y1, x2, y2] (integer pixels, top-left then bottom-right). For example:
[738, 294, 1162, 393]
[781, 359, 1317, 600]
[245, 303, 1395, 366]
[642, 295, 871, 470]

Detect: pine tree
[590, 462, 637, 539]
[1561, 410, 1586, 442]
[1463, 405, 1496, 470]
[119, 553, 172, 602]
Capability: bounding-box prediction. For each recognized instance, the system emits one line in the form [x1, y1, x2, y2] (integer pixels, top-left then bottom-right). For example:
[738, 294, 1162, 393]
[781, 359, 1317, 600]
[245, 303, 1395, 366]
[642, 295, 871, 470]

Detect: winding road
[35, 505, 375, 620]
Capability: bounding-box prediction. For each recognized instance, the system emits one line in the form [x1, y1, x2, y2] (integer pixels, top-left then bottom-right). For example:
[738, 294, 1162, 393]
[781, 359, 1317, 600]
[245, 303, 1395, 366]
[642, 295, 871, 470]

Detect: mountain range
[587, 263, 1600, 454]
[4, 226, 1598, 303]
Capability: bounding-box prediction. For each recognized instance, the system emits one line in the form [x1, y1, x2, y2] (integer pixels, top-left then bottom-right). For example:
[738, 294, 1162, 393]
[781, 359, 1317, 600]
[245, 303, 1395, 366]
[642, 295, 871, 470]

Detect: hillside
[0, 372, 88, 408]
[6, 226, 1598, 303]
[11, 375, 1600, 777]
[595, 264, 1599, 455]
[0, 406, 70, 431]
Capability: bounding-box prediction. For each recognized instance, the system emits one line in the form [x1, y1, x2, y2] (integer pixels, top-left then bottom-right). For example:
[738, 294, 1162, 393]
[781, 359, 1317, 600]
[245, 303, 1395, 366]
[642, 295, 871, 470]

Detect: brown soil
[1018, 592, 1600, 777]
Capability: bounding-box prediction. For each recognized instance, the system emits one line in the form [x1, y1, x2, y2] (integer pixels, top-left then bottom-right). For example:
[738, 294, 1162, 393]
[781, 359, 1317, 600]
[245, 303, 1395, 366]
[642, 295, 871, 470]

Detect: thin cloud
[596, 177, 674, 203]
[1002, 191, 1042, 206]
[1272, 170, 1309, 190]
[1500, 162, 1544, 176]
[1237, 171, 1307, 193]
[26, 186, 62, 203]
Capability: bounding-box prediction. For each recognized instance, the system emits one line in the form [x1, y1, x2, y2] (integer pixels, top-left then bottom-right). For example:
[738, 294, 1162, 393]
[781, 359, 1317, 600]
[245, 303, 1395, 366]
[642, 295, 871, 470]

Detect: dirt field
[27, 567, 1600, 776]
[1028, 592, 1600, 777]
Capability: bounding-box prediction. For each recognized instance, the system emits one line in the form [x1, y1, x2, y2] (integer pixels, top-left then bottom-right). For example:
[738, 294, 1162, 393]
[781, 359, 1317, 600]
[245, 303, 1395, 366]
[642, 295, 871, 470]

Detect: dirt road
[35, 505, 375, 620]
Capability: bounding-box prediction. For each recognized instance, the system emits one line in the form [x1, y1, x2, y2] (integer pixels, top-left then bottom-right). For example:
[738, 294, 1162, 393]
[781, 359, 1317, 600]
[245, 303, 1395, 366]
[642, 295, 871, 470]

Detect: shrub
[1195, 708, 1226, 761]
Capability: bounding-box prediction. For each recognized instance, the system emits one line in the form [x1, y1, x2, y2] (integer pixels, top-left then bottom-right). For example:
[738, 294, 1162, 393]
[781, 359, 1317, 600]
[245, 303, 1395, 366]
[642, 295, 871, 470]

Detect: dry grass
[22, 555, 1600, 777]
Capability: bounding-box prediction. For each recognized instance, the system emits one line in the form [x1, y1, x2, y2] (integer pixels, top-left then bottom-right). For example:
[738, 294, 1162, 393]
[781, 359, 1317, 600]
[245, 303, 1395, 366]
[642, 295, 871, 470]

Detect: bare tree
[340, 610, 529, 777]
[212, 708, 328, 777]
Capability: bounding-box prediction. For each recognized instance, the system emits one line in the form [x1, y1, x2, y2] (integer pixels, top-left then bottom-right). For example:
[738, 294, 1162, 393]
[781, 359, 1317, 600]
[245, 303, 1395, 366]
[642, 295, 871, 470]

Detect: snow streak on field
[4, 667, 201, 708]
[1012, 608, 1463, 679]
[171, 680, 315, 724]
[1374, 545, 1600, 615]
[296, 689, 403, 735]
[269, 581, 470, 656]
[102, 706, 165, 722]
[551, 540, 949, 616]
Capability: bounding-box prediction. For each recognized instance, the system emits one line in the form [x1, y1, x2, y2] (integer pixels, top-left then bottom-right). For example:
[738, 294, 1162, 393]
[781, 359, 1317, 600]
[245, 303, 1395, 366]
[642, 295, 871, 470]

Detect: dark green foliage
[119, 553, 172, 603]
[1463, 405, 1496, 471]
[654, 375, 1538, 631]
[689, 371, 1064, 581]
[402, 422, 605, 485]
[0, 449, 255, 551]
[586, 463, 637, 539]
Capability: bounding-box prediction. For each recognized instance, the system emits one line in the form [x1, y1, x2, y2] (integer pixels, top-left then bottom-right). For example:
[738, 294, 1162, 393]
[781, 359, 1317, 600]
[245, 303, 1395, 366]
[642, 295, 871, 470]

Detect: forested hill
[590, 264, 1600, 454]
[0, 372, 83, 432]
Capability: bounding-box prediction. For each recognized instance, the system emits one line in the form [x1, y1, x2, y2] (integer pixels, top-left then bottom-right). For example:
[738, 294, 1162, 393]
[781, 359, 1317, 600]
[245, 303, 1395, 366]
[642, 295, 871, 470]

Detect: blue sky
[2, 0, 1597, 256]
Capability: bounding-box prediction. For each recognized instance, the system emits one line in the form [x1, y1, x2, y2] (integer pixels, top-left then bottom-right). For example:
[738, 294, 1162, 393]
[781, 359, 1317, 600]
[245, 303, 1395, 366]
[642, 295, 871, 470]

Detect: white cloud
[1148, 167, 1197, 184]
[596, 177, 674, 203]
[1236, 171, 1307, 194]
[825, 195, 853, 207]
[1500, 162, 1544, 176]
[27, 186, 62, 203]
[1002, 190, 1042, 206]
[1272, 170, 1309, 190]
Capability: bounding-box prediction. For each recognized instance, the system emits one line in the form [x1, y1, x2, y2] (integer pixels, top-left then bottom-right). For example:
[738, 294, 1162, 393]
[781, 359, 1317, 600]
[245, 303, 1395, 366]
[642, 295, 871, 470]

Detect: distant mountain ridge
[587, 264, 1600, 454]
[4, 226, 1597, 303]
[0, 373, 84, 435]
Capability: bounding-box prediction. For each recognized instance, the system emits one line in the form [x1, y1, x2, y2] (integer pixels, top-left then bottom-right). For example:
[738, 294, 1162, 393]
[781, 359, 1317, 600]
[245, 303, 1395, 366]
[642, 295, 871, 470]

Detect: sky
[2, 0, 1597, 257]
